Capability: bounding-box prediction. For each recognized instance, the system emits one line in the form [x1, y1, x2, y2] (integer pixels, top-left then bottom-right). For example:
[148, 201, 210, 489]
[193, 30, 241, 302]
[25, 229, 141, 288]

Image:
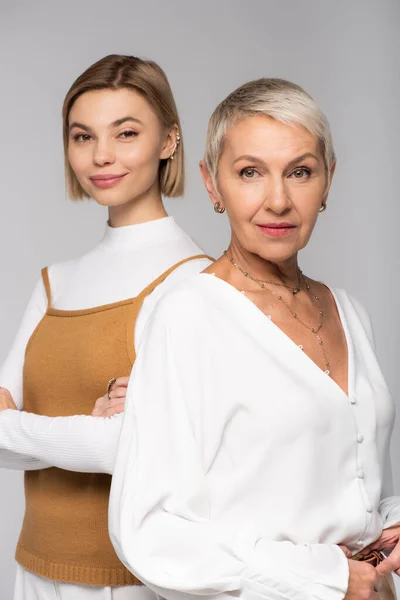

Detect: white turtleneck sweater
[0, 217, 211, 474]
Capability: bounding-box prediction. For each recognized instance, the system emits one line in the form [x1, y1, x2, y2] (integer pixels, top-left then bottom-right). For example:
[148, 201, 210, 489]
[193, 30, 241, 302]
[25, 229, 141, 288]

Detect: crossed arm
[0, 276, 128, 474]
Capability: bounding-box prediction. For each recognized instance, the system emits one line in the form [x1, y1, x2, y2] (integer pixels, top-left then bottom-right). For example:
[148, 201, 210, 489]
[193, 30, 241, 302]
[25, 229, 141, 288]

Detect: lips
[89, 174, 128, 189]
[257, 223, 297, 238]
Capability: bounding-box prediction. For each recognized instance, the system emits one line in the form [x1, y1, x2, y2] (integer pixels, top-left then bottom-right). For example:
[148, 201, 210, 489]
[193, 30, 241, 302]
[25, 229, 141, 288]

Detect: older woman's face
[213, 115, 331, 264]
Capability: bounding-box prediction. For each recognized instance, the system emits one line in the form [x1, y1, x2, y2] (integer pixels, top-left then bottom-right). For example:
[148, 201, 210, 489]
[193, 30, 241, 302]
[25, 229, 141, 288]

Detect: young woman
[0, 54, 211, 600]
[109, 79, 399, 600]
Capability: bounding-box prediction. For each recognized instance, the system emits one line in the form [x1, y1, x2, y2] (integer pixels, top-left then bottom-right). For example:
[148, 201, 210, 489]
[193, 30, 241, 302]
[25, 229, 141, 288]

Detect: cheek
[68, 146, 89, 178]
[118, 141, 160, 172]
[221, 178, 266, 221]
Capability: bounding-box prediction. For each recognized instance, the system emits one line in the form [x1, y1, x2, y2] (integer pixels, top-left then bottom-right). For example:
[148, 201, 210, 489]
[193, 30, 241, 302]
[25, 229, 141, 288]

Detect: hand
[339, 545, 352, 559]
[345, 559, 380, 600]
[366, 524, 400, 576]
[91, 377, 129, 418]
[0, 387, 17, 412]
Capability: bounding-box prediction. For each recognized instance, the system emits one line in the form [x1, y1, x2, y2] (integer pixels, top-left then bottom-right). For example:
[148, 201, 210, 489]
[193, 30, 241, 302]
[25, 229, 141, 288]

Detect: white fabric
[0, 217, 210, 473]
[14, 564, 157, 600]
[1, 217, 210, 598]
[110, 273, 400, 600]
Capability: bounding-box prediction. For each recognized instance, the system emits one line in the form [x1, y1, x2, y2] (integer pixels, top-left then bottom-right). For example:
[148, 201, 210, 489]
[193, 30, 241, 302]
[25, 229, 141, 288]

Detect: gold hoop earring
[319, 203, 327, 213]
[169, 132, 181, 160]
[214, 201, 225, 214]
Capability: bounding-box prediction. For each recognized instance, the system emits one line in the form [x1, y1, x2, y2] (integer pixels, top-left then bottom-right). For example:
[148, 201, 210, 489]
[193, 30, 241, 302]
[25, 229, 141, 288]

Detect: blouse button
[357, 470, 365, 479]
[366, 506, 373, 514]
[357, 434, 364, 443]
[357, 540, 365, 547]
[350, 396, 357, 405]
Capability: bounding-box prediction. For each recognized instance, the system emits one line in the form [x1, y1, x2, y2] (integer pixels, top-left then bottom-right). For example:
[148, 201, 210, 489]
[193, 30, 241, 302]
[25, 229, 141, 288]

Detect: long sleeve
[351, 296, 400, 529]
[0, 277, 50, 470]
[0, 409, 122, 474]
[0, 276, 122, 475]
[110, 288, 349, 600]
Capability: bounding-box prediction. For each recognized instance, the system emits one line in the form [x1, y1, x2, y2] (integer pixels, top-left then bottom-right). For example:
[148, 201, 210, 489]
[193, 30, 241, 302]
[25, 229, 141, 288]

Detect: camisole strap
[127, 254, 213, 363]
[137, 254, 213, 302]
[41, 267, 52, 309]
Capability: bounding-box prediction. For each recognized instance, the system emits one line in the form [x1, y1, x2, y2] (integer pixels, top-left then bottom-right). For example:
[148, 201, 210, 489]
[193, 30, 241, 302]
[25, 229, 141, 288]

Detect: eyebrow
[232, 152, 320, 168]
[69, 116, 144, 133]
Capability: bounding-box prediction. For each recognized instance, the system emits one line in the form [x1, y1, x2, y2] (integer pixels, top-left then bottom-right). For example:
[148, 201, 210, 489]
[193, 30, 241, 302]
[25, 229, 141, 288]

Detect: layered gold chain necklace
[223, 251, 331, 376]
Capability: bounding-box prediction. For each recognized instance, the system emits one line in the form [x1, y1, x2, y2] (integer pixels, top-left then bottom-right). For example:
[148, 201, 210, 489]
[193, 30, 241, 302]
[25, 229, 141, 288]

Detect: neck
[226, 241, 300, 286]
[108, 186, 168, 228]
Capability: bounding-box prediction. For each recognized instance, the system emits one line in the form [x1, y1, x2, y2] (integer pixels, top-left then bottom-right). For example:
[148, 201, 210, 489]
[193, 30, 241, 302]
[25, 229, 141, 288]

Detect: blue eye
[240, 167, 258, 179]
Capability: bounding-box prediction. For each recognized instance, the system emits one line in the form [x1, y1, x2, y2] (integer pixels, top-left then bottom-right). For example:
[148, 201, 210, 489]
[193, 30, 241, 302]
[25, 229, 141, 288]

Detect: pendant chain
[222, 251, 301, 295]
[223, 251, 331, 376]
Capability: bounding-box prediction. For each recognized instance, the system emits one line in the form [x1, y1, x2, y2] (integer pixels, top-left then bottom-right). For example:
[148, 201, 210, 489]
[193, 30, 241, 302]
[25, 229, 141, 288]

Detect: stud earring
[319, 203, 327, 213]
[214, 201, 225, 214]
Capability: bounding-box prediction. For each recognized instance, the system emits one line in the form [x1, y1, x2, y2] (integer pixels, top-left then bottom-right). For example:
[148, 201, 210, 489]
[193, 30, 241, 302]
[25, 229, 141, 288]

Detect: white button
[357, 540, 364, 547]
[366, 506, 373, 513]
[358, 470, 365, 479]
[357, 434, 364, 443]
[350, 396, 356, 405]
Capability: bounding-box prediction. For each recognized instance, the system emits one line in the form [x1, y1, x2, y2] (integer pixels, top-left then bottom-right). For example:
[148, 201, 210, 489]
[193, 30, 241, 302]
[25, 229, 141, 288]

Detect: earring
[319, 203, 327, 213]
[214, 201, 225, 214]
[169, 132, 181, 161]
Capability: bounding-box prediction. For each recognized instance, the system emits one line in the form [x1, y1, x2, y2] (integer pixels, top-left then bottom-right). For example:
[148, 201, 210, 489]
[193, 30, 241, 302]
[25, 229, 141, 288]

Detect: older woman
[109, 79, 400, 600]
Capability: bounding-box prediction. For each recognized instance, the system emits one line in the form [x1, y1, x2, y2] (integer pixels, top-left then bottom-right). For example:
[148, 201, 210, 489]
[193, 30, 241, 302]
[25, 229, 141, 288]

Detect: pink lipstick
[89, 174, 128, 189]
[257, 222, 297, 238]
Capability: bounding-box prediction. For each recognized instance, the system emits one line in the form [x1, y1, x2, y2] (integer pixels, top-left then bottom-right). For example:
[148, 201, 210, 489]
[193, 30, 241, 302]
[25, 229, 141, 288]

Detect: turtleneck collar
[99, 217, 182, 250]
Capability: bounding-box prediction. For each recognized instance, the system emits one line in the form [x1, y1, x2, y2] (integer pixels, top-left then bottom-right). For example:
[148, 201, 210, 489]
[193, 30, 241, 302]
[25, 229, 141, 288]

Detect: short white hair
[204, 78, 335, 183]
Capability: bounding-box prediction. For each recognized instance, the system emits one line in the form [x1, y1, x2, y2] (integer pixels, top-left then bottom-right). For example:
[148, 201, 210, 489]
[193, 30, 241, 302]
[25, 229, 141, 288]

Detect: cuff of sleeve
[305, 545, 349, 600]
[379, 496, 400, 529]
[244, 543, 349, 600]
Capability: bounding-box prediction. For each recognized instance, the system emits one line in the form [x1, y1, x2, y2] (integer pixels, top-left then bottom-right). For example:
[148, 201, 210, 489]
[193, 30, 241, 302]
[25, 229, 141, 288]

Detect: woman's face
[202, 115, 334, 264]
[67, 88, 175, 207]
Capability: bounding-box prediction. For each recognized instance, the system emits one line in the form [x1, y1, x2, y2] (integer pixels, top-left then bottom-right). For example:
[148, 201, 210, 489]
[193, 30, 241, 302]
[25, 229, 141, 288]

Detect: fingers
[338, 545, 352, 559]
[103, 402, 125, 418]
[111, 376, 129, 389]
[92, 376, 130, 416]
[108, 386, 128, 400]
[92, 397, 125, 418]
[377, 557, 396, 577]
[376, 541, 400, 577]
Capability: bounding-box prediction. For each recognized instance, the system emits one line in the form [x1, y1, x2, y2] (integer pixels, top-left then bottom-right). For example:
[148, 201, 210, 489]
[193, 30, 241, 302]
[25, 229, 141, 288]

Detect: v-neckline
[198, 273, 353, 401]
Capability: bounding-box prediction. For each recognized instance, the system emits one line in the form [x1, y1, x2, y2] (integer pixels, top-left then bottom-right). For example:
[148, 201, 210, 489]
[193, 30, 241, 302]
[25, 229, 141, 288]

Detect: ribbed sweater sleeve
[0, 277, 49, 470]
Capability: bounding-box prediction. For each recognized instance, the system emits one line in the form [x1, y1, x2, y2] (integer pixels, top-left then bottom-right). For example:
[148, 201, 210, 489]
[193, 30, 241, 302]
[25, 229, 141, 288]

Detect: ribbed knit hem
[16, 545, 141, 587]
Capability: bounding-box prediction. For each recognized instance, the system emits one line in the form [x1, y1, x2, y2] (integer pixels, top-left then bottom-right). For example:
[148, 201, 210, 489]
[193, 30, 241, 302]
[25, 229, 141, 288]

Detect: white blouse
[110, 273, 400, 600]
[0, 217, 210, 474]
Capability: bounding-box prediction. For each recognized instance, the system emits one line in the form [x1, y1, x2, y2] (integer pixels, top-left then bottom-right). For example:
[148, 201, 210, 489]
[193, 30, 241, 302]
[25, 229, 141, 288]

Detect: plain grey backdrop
[0, 0, 399, 596]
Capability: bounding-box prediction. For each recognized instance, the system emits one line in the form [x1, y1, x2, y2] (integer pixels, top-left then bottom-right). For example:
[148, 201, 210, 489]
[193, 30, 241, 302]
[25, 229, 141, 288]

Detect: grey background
[0, 0, 399, 596]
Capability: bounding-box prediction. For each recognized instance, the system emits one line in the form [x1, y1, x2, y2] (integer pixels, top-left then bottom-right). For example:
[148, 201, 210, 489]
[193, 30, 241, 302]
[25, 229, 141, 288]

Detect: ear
[160, 125, 178, 160]
[322, 160, 336, 206]
[199, 160, 222, 207]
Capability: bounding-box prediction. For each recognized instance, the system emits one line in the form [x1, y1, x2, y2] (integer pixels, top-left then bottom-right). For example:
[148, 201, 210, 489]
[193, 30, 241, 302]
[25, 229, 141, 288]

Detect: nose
[264, 177, 291, 215]
[93, 138, 116, 167]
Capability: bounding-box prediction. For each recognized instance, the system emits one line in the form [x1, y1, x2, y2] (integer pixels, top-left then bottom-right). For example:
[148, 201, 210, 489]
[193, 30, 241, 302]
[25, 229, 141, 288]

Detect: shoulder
[140, 275, 213, 345]
[152, 274, 210, 323]
[135, 259, 213, 344]
[330, 287, 375, 346]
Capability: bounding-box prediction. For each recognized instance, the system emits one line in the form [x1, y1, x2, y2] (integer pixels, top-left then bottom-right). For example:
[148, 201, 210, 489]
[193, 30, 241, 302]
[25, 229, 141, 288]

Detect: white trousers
[14, 565, 159, 600]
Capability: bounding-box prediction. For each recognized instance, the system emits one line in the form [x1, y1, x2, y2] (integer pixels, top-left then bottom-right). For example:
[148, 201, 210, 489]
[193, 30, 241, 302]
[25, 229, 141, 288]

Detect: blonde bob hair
[63, 54, 184, 199]
[204, 78, 335, 184]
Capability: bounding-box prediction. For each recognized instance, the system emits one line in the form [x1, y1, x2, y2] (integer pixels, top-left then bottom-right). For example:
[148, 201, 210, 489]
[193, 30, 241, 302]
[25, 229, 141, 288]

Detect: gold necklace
[223, 251, 302, 295]
[224, 251, 331, 376]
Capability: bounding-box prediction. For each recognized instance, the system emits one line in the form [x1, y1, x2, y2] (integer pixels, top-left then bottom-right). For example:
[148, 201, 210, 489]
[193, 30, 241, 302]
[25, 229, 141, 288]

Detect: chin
[250, 243, 300, 264]
[90, 190, 133, 208]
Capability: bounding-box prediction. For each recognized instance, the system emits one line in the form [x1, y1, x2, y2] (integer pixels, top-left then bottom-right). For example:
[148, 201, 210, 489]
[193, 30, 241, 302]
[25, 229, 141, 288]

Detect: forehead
[68, 88, 156, 126]
[223, 115, 319, 160]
